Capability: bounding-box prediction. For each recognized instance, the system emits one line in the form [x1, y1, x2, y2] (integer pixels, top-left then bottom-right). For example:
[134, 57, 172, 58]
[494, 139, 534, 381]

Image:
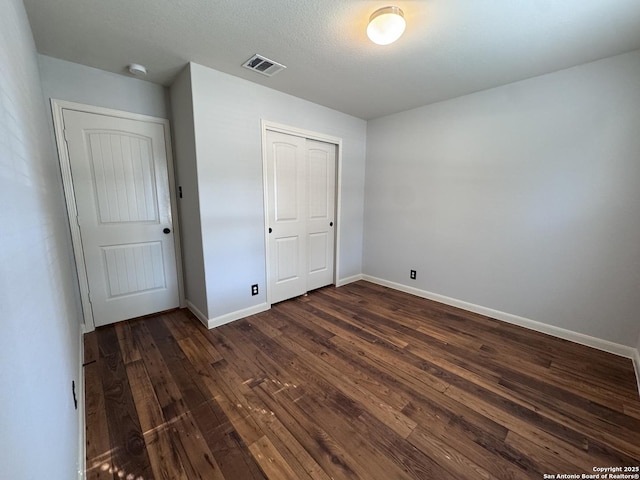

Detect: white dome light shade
[367, 6, 406, 45]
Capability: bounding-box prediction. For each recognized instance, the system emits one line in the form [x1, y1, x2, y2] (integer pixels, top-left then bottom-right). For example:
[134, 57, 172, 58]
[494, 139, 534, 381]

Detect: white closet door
[266, 131, 308, 303]
[63, 109, 179, 326]
[306, 140, 336, 291]
[265, 131, 336, 304]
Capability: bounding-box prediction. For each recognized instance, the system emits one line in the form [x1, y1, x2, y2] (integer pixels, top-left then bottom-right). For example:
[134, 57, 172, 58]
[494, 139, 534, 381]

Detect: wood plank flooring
[84, 281, 640, 480]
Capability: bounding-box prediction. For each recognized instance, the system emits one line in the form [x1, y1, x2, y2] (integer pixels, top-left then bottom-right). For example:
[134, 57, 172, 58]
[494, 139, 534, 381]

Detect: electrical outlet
[410, 270, 417, 280]
[251, 284, 259, 296]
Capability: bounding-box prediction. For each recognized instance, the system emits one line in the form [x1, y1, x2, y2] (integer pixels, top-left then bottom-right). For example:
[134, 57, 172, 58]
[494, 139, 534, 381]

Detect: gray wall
[170, 66, 208, 317]
[38, 54, 169, 118]
[188, 63, 367, 319]
[364, 50, 640, 347]
[0, 0, 82, 478]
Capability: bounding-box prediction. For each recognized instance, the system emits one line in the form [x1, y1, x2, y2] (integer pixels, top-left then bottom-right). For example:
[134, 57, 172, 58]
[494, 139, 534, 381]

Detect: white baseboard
[186, 299, 270, 329]
[77, 324, 86, 480]
[362, 275, 637, 361]
[186, 300, 209, 328]
[206, 303, 271, 329]
[336, 274, 364, 287]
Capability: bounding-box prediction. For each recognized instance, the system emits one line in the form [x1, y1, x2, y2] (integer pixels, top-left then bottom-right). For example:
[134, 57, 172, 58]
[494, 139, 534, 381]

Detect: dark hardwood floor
[84, 281, 640, 480]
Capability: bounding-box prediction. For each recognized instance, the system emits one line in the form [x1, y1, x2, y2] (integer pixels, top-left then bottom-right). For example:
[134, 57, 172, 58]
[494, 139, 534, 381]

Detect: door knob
[330, 222, 333, 227]
[269, 227, 272, 233]
[163, 228, 171, 234]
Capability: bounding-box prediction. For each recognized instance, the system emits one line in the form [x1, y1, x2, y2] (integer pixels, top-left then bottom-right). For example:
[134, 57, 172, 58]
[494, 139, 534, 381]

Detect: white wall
[170, 66, 208, 317]
[0, 1, 82, 478]
[364, 50, 640, 348]
[187, 63, 367, 319]
[38, 55, 168, 118]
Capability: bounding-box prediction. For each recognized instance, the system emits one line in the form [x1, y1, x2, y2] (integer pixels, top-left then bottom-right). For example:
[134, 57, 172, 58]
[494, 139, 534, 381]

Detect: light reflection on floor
[86, 376, 301, 478]
[87, 450, 145, 480]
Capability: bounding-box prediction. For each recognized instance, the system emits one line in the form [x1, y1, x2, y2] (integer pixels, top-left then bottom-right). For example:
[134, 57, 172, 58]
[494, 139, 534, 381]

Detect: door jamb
[261, 120, 343, 306]
[51, 99, 185, 332]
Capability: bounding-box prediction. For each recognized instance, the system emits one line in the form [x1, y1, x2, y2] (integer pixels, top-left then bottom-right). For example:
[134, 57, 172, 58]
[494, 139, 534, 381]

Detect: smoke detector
[127, 63, 147, 76]
[242, 54, 286, 77]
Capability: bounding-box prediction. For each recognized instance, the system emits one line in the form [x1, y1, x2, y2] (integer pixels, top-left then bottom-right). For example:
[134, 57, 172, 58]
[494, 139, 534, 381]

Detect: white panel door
[265, 131, 336, 304]
[266, 131, 308, 303]
[63, 109, 179, 326]
[306, 140, 336, 291]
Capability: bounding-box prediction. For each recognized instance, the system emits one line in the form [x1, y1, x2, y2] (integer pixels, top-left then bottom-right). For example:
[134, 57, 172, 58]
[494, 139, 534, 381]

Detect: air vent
[242, 54, 286, 77]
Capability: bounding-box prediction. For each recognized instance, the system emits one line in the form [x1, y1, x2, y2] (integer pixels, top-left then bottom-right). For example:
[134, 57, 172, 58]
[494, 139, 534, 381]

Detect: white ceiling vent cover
[242, 54, 286, 77]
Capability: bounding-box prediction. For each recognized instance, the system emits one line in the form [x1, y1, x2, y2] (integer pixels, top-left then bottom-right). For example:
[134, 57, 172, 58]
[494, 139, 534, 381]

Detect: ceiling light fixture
[367, 6, 406, 45]
[127, 63, 147, 76]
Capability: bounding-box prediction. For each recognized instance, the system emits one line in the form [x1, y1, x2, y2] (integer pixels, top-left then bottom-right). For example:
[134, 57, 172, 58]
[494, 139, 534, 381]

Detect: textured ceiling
[23, 0, 640, 119]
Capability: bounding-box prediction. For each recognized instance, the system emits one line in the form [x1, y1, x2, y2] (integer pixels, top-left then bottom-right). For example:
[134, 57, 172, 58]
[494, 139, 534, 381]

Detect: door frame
[261, 120, 343, 305]
[51, 99, 185, 332]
